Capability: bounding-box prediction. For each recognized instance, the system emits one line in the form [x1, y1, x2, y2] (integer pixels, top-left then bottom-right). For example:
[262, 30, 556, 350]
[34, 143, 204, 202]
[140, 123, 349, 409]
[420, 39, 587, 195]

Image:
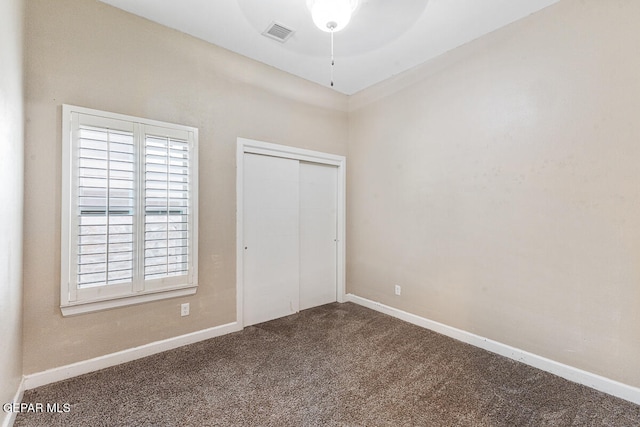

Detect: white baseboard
[1, 377, 25, 427]
[23, 321, 242, 390]
[345, 293, 640, 406]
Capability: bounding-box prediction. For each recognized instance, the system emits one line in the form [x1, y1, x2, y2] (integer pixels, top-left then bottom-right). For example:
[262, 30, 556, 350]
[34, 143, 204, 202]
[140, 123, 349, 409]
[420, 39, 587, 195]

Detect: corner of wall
[0, 0, 25, 423]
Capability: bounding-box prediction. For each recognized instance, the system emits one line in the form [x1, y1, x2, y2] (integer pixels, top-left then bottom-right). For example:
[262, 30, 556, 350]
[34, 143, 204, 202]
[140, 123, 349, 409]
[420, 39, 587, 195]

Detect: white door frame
[236, 137, 346, 327]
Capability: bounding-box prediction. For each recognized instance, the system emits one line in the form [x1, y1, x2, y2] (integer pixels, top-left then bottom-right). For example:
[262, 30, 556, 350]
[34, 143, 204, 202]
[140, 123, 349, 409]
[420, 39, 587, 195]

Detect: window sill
[60, 286, 197, 316]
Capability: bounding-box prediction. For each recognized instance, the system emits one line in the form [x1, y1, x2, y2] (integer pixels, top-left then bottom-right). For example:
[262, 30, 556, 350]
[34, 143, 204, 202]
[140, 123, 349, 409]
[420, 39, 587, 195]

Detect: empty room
[2, 0, 640, 425]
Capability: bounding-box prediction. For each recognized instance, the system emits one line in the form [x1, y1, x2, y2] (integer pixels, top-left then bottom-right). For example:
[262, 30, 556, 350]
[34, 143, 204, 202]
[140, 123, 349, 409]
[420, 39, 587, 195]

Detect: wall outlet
[181, 303, 190, 317]
[394, 285, 401, 296]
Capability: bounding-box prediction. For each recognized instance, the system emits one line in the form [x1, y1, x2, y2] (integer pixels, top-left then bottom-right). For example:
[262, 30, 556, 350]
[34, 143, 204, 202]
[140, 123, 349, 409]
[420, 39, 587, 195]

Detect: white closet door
[243, 153, 300, 326]
[299, 161, 338, 310]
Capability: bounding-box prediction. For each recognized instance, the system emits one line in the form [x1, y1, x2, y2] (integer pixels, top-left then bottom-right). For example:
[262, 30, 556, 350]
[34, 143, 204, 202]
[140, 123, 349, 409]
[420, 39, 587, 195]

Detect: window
[61, 105, 198, 315]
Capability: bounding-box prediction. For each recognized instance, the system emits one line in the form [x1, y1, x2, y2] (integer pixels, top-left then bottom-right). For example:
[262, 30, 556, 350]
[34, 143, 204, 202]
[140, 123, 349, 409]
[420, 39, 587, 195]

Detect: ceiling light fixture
[307, 0, 359, 87]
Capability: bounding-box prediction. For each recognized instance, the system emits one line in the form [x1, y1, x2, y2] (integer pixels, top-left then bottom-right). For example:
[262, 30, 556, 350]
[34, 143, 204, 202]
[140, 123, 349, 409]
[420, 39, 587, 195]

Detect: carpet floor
[15, 302, 640, 426]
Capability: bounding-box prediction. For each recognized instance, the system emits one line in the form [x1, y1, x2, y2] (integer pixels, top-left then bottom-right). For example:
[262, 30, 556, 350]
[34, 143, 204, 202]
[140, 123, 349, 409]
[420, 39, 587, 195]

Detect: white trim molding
[61, 286, 197, 317]
[23, 322, 241, 390]
[1, 378, 25, 427]
[345, 293, 640, 406]
[236, 138, 347, 328]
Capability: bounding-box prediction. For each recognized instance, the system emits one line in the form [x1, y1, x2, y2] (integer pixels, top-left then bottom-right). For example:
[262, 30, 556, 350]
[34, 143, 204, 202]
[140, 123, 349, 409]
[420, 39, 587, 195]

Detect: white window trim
[61, 104, 199, 316]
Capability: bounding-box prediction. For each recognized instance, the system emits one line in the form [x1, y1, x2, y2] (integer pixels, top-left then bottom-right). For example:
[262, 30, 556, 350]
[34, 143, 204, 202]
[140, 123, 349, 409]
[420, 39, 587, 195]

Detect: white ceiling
[98, 0, 560, 95]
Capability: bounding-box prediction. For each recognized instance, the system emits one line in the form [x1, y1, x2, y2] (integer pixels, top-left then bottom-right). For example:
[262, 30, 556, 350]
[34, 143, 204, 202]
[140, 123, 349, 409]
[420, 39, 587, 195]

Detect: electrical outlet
[181, 303, 190, 317]
[394, 285, 401, 296]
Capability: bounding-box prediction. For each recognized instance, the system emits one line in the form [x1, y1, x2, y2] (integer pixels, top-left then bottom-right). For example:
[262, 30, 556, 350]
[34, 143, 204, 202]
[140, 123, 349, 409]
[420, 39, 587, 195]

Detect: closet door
[243, 153, 300, 326]
[299, 161, 337, 310]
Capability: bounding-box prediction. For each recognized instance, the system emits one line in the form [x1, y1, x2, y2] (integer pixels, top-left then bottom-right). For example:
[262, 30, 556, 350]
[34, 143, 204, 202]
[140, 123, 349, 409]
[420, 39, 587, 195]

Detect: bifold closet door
[243, 154, 338, 327]
[243, 153, 300, 327]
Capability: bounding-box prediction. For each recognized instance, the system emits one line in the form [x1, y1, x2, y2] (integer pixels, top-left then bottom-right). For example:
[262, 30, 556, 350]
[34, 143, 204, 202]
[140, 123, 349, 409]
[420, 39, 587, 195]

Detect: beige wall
[0, 0, 24, 410]
[348, 0, 640, 387]
[23, 0, 348, 374]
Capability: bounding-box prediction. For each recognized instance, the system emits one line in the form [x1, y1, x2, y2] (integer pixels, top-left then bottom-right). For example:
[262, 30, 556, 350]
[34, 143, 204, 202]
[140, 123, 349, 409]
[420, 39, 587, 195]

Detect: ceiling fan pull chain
[330, 28, 335, 87]
[327, 22, 336, 87]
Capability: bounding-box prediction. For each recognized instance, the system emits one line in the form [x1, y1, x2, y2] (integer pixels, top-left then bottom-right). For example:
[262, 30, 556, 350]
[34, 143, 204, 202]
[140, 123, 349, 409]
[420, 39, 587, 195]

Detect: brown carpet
[15, 302, 640, 426]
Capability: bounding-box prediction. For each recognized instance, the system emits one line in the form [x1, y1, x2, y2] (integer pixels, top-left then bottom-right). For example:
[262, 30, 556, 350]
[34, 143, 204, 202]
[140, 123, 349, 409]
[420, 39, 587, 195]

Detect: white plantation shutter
[61, 105, 198, 315]
[143, 126, 192, 285]
[76, 124, 135, 289]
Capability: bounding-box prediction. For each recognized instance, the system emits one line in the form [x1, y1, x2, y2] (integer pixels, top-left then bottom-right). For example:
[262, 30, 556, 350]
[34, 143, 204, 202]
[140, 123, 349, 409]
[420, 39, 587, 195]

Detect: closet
[241, 150, 339, 326]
